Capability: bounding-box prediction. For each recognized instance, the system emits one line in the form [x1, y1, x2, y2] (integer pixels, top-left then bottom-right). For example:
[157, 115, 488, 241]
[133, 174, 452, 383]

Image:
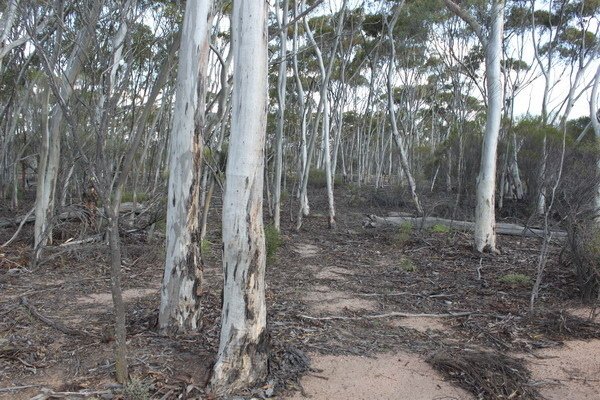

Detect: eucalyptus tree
[444, 0, 506, 252]
[591, 65, 600, 214]
[159, 0, 212, 334]
[273, 0, 289, 232]
[33, 0, 103, 262]
[292, 0, 310, 217]
[305, 0, 347, 228]
[211, 0, 269, 393]
[295, 0, 347, 229]
[385, 2, 423, 215]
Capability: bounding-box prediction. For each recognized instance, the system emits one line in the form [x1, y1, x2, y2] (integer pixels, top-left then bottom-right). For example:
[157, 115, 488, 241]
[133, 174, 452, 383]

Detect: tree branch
[443, 0, 487, 46]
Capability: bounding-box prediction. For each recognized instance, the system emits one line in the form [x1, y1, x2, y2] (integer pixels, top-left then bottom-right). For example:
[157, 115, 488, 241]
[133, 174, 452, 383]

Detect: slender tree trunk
[105, 205, 127, 383]
[590, 66, 600, 215]
[474, 0, 505, 253]
[273, 0, 288, 231]
[292, 2, 309, 216]
[303, 2, 345, 228]
[210, 0, 269, 393]
[159, 0, 211, 333]
[386, 3, 423, 215]
[33, 1, 102, 262]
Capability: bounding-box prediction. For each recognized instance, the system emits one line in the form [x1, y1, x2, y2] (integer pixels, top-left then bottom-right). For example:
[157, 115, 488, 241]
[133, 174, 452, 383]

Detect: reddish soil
[1, 186, 600, 399]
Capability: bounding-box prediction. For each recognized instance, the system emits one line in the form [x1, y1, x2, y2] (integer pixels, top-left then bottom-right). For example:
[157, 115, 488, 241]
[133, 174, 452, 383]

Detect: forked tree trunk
[210, 0, 269, 394]
[159, 0, 211, 333]
[474, 0, 505, 252]
[303, 0, 345, 229]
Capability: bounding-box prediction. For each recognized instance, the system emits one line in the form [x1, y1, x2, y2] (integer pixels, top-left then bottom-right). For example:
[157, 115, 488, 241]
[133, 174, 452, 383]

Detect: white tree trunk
[590, 65, 600, 215]
[386, 4, 423, 215]
[33, 1, 102, 262]
[159, 0, 211, 333]
[474, 0, 505, 252]
[210, 0, 269, 393]
[273, 0, 288, 231]
[303, 3, 344, 228]
[292, 2, 309, 217]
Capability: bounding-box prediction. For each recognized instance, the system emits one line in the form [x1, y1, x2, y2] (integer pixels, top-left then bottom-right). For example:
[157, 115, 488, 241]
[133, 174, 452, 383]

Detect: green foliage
[308, 169, 342, 188]
[123, 379, 150, 400]
[201, 240, 211, 255]
[505, 5, 531, 32]
[430, 224, 450, 234]
[512, 117, 567, 146]
[583, 228, 600, 261]
[280, 189, 290, 204]
[499, 273, 531, 286]
[265, 224, 282, 264]
[120, 191, 149, 203]
[154, 218, 166, 233]
[396, 222, 413, 245]
[399, 257, 417, 272]
[362, 13, 384, 37]
[502, 58, 529, 72]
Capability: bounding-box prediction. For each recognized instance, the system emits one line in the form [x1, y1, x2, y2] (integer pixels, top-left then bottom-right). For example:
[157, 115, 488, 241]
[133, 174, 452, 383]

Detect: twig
[357, 292, 413, 297]
[19, 297, 94, 338]
[298, 311, 474, 321]
[0, 385, 41, 393]
[476, 258, 483, 281]
[1, 207, 34, 247]
[29, 388, 113, 399]
[59, 233, 104, 247]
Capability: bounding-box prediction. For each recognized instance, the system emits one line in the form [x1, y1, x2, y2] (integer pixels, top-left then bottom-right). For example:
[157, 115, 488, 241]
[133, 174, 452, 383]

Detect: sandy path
[288, 353, 473, 400]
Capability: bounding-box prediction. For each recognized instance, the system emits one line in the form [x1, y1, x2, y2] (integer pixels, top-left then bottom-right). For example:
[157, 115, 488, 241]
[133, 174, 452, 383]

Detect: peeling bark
[210, 0, 269, 394]
[159, 0, 212, 333]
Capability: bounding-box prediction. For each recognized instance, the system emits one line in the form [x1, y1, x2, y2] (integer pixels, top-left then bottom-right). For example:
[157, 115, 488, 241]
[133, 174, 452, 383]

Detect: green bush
[123, 379, 150, 400]
[201, 239, 211, 255]
[399, 257, 417, 272]
[265, 223, 282, 264]
[154, 219, 166, 233]
[280, 189, 290, 203]
[430, 223, 450, 234]
[120, 191, 149, 203]
[499, 273, 531, 286]
[396, 222, 413, 245]
[308, 169, 342, 188]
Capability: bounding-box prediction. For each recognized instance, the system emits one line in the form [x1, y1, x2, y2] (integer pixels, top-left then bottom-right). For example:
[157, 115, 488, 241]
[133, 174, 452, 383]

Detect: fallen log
[299, 311, 474, 321]
[0, 202, 145, 229]
[19, 297, 96, 338]
[364, 215, 567, 239]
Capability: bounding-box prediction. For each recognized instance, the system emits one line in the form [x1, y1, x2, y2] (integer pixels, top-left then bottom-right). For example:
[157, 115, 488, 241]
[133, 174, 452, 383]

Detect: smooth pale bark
[33, 1, 102, 262]
[159, 0, 211, 333]
[0, 1, 53, 66]
[366, 215, 566, 239]
[303, 0, 346, 228]
[273, 0, 288, 231]
[210, 0, 269, 394]
[474, 0, 505, 252]
[530, 4, 554, 215]
[444, 0, 505, 251]
[201, 45, 232, 240]
[385, 3, 423, 215]
[591, 66, 600, 214]
[509, 132, 524, 200]
[292, 1, 309, 217]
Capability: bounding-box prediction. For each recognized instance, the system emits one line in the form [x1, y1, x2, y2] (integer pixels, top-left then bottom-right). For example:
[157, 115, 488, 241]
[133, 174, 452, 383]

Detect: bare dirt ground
[2, 186, 600, 399]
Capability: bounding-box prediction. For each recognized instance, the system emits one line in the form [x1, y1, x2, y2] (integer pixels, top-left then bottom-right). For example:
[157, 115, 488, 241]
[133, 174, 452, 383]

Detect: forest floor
[1, 185, 600, 399]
